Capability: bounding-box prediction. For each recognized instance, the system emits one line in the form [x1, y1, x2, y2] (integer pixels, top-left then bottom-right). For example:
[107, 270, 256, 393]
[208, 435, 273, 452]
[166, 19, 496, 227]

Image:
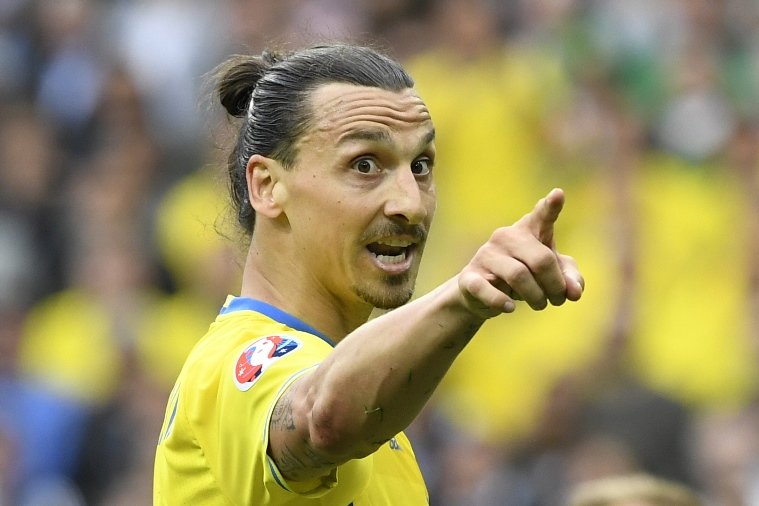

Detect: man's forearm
[306, 277, 484, 456]
[269, 276, 484, 482]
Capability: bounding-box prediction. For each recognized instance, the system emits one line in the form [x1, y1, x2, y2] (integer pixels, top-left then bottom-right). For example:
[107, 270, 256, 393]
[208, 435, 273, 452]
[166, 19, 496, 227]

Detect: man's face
[280, 83, 436, 310]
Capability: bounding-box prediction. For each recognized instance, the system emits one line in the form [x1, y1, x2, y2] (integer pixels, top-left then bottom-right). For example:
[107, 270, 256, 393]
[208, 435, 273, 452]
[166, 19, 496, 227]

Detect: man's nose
[383, 167, 429, 224]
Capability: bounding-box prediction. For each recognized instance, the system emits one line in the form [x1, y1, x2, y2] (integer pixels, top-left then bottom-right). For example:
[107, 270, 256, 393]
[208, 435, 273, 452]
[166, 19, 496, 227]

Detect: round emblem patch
[233, 335, 300, 391]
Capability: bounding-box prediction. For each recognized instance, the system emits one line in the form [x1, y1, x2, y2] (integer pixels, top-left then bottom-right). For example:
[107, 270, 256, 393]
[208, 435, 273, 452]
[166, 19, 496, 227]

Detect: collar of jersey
[220, 296, 335, 347]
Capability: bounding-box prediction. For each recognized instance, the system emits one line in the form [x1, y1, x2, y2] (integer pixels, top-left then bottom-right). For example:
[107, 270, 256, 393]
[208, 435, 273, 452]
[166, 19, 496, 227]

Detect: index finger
[516, 188, 565, 246]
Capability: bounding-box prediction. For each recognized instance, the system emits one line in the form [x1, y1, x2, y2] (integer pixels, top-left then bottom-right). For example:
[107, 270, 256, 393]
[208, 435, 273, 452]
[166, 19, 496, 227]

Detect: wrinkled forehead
[308, 83, 432, 140]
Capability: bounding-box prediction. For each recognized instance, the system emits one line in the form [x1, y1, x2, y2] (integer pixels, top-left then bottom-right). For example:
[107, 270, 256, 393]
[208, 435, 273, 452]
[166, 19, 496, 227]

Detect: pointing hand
[457, 188, 584, 319]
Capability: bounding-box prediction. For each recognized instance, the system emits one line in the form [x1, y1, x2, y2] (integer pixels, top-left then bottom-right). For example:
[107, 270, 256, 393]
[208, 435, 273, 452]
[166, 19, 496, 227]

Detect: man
[153, 44, 583, 505]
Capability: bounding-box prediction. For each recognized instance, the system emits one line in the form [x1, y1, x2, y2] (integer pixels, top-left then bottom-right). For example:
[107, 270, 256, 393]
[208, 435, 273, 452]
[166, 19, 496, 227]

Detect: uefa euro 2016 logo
[234, 335, 300, 391]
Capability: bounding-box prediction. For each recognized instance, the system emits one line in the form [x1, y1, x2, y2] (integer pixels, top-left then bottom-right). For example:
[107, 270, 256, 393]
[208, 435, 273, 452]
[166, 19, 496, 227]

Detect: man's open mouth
[366, 239, 415, 265]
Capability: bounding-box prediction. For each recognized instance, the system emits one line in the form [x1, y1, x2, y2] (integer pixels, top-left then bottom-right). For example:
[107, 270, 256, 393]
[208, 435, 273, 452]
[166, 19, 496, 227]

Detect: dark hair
[215, 44, 415, 234]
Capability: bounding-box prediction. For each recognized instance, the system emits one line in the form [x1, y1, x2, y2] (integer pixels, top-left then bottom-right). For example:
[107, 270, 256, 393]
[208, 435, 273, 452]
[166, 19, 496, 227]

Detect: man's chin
[369, 293, 414, 310]
[353, 277, 415, 310]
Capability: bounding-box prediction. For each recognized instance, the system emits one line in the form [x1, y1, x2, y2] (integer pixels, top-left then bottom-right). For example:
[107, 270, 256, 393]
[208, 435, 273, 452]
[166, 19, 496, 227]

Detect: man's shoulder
[180, 309, 331, 393]
[210, 309, 332, 356]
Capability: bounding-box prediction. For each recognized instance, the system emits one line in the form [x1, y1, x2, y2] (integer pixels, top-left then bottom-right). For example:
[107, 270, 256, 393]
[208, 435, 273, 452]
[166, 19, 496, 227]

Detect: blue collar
[220, 296, 335, 347]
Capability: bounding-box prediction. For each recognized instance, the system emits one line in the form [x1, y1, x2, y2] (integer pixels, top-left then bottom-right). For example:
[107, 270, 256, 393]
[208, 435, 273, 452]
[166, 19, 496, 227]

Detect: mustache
[361, 221, 428, 244]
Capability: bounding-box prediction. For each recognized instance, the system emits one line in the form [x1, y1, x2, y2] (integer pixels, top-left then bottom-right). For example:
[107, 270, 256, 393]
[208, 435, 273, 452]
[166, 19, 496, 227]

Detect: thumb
[517, 188, 565, 246]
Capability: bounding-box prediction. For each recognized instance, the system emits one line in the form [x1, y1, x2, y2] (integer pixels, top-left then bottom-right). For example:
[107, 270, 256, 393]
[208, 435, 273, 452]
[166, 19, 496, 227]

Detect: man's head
[216, 44, 436, 310]
[216, 44, 416, 233]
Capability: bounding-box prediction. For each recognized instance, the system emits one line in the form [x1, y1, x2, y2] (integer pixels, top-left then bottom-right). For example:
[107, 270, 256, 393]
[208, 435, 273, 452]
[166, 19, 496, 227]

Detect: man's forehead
[309, 83, 432, 138]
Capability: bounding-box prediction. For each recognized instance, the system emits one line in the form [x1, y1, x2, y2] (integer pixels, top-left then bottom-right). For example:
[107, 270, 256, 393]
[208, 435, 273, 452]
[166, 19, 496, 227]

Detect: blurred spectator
[0, 0, 37, 101]
[361, 0, 436, 60]
[0, 104, 64, 305]
[103, 0, 231, 171]
[568, 473, 703, 506]
[74, 356, 169, 505]
[576, 375, 691, 485]
[10, 227, 156, 502]
[35, 0, 105, 152]
[688, 406, 759, 506]
[407, 0, 621, 444]
[137, 166, 241, 390]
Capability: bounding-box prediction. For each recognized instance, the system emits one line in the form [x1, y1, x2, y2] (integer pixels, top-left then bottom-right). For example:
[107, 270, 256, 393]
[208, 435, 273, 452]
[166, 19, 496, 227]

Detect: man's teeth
[375, 251, 407, 264]
[368, 238, 414, 264]
[377, 239, 412, 247]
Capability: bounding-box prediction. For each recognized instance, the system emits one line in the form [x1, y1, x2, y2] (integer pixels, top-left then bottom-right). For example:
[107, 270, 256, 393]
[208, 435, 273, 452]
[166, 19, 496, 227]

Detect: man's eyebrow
[337, 128, 393, 145]
[336, 128, 436, 149]
[420, 128, 435, 148]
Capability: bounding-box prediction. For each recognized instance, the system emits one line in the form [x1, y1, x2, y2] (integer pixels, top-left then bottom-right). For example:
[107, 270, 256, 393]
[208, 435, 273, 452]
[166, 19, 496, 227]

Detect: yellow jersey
[154, 296, 428, 505]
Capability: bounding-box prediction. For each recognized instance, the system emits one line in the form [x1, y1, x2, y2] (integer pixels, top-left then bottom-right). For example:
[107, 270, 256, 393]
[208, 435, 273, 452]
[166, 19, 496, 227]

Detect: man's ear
[246, 154, 288, 218]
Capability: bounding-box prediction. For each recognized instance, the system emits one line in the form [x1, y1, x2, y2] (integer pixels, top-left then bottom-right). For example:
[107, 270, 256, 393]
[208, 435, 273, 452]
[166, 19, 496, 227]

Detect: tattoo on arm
[275, 444, 304, 476]
[271, 386, 296, 432]
[270, 382, 338, 480]
[275, 442, 337, 479]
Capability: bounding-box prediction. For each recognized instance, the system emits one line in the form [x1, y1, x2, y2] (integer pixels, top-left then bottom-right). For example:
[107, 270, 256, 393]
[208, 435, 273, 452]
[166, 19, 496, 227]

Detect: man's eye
[411, 158, 432, 176]
[353, 158, 380, 174]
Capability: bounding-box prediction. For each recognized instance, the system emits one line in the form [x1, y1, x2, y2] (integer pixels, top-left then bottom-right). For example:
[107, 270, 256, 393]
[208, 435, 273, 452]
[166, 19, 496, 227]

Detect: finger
[459, 271, 516, 315]
[524, 246, 568, 307]
[486, 227, 569, 307]
[491, 278, 521, 301]
[489, 257, 549, 310]
[558, 254, 584, 301]
[516, 188, 565, 246]
[488, 228, 568, 307]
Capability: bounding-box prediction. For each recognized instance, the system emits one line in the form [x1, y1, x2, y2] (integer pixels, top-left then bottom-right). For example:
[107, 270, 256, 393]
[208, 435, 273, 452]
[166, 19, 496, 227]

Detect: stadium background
[0, 0, 757, 504]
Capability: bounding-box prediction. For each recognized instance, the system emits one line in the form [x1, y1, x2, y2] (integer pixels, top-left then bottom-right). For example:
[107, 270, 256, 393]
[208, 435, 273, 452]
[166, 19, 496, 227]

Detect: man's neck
[239, 241, 372, 344]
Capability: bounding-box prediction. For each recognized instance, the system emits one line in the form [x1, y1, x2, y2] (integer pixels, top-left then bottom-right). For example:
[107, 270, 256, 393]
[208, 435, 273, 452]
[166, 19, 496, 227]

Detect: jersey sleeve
[206, 332, 372, 504]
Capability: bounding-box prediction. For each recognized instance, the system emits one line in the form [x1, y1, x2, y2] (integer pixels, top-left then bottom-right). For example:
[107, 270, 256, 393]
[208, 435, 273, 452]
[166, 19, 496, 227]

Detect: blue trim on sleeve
[220, 297, 335, 347]
[161, 397, 178, 442]
[267, 457, 290, 491]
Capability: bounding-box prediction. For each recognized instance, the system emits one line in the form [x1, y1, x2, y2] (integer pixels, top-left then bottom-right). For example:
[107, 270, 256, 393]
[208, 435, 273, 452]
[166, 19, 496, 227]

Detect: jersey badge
[234, 335, 300, 391]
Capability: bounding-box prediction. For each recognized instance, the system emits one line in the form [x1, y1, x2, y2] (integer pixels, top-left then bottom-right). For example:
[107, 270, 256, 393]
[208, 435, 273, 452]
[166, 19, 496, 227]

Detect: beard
[352, 271, 416, 309]
[353, 220, 429, 309]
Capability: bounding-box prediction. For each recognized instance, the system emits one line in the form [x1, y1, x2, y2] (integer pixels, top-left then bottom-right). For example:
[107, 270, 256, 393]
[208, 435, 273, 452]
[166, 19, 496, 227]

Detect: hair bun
[215, 53, 279, 118]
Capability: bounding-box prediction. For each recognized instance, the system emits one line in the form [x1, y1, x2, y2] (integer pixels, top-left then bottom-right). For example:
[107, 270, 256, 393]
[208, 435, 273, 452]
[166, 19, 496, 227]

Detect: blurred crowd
[0, 0, 758, 505]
